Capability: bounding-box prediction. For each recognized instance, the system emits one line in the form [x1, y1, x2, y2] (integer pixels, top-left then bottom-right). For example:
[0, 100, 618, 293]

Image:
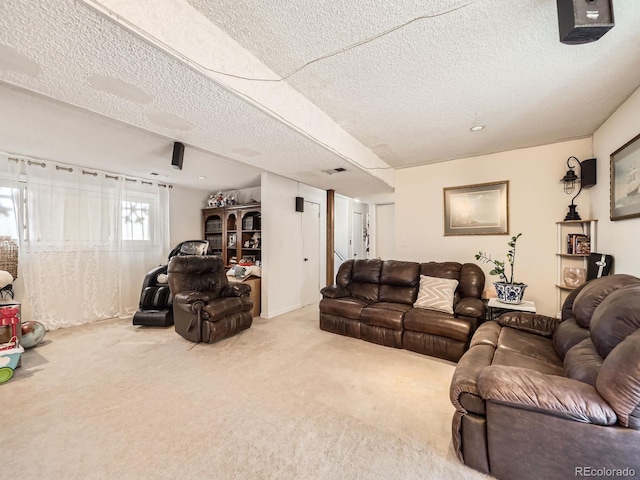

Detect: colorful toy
[0, 306, 23, 384]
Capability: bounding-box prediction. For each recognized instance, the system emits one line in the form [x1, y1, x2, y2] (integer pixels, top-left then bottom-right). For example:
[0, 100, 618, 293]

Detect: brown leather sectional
[450, 274, 640, 480]
[319, 259, 485, 362]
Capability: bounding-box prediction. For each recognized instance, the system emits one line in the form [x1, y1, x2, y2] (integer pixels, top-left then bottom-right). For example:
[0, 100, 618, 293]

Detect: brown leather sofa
[319, 259, 485, 362]
[450, 274, 640, 480]
[168, 255, 253, 343]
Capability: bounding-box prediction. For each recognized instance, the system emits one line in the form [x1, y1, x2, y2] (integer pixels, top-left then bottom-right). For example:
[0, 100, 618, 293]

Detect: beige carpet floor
[2, 305, 491, 480]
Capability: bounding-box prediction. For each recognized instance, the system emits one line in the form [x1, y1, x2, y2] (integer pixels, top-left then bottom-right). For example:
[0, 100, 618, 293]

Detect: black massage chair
[132, 240, 211, 327]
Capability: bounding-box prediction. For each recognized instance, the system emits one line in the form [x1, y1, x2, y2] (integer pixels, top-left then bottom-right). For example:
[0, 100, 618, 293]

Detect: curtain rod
[5, 154, 172, 188]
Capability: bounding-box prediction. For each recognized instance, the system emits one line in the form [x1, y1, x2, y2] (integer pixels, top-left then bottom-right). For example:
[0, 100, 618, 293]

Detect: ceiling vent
[323, 167, 347, 175]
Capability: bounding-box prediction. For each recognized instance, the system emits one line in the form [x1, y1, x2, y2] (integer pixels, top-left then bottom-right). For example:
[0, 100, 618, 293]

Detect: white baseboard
[261, 303, 303, 319]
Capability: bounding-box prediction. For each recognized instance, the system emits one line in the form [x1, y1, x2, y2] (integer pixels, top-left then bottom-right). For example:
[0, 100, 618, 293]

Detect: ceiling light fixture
[470, 125, 485, 132]
[198, 175, 206, 179]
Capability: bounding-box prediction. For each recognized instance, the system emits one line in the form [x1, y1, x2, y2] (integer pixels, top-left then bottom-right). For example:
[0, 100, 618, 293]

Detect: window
[121, 200, 150, 241]
[0, 186, 18, 240]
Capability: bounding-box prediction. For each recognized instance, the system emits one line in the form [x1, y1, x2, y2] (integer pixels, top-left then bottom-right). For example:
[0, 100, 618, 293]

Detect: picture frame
[443, 181, 509, 236]
[610, 132, 640, 221]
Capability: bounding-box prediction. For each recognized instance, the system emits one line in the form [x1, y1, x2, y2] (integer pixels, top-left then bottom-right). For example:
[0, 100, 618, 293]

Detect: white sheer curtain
[0, 154, 19, 239]
[17, 160, 170, 330]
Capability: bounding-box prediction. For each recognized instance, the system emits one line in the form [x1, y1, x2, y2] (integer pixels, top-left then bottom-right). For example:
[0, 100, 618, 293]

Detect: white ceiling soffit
[0, 0, 393, 198]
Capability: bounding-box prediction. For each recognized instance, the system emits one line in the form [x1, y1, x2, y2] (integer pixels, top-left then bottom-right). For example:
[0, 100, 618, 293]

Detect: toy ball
[21, 321, 47, 349]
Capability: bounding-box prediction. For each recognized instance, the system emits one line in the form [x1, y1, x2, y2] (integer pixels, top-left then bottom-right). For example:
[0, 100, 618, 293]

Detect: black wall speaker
[171, 142, 185, 170]
[581, 158, 597, 188]
[557, 0, 614, 45]
[295, 196, 304, 212]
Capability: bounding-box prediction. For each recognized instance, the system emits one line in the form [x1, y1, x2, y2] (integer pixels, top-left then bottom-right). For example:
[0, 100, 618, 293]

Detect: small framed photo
[443, 181, 509, 236]
[610, 132, 640, 221]
[228, 233, 237, 248]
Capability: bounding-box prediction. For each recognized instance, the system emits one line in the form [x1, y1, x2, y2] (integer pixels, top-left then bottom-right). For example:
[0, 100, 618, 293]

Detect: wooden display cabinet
[202, 204, 261, 267]
[202, 207, 224, 257]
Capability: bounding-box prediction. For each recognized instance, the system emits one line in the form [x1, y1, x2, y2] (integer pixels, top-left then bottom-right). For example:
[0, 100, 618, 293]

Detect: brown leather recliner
[450, 274, 640, 480]
[168, 256, 253, 343]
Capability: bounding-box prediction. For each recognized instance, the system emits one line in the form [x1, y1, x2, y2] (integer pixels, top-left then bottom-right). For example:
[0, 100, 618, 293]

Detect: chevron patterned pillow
[414, 275, 459, 314]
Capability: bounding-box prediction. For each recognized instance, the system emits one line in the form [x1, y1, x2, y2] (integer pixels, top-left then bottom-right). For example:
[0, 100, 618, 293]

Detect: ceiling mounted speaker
[557, 0, 614, 45]
[171, 142, 184, 170]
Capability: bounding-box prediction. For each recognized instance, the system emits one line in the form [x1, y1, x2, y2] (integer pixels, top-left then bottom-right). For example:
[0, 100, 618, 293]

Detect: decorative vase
[563, 267, 587, 288]
[494, 282, 527, 304]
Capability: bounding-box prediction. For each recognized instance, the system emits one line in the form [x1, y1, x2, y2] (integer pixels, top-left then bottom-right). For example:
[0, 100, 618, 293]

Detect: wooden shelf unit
[556, 219, 597, 314]
[202, 204, 261, 267]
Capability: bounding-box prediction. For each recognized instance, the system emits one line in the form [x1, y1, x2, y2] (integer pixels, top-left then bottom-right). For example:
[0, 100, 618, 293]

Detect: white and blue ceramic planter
[494, 282, 527, 304]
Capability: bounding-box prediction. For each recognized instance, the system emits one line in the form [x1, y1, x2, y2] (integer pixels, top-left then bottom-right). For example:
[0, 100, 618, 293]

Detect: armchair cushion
[469, 321, 501, 349]
[552, 318, 591, 360]
[590, 284, 640, 359]
[478, 366, 617, 426]
[572, 274, 640, 328]
[597, 330, 640, 428]
[202, 297, 253, 322]
[563, 338, 602, 387]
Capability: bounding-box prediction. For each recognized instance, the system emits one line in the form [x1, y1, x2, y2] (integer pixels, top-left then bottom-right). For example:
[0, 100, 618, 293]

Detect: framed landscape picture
[611, 132, 640, 221]
[443, 181, 509, 236]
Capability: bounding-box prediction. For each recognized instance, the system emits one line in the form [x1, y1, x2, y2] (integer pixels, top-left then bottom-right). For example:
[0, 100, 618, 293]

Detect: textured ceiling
[196, 0, 640, 166]
[1, 0, 640, 199]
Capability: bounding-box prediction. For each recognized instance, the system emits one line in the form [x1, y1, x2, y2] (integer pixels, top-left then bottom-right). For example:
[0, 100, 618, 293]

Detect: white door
[376, 203, 395, 259]
[302, 201, 321, 306]
[353, 211, 364, 259]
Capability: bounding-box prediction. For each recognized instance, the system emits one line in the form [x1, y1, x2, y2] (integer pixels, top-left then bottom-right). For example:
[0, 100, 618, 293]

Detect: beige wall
[592, 85, 640, 274]
[395, 138, 593, 317]
[169, 185, 210, 246]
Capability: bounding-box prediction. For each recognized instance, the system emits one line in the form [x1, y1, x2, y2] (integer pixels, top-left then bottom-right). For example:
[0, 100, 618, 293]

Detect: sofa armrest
[450, 344, 496, 413]
[497, 312, 561, 338]
[454, 297, 485, 319]
[320, 285, 351, 299]
[222, 283, 250, 297]
[478, 365, 617, 426]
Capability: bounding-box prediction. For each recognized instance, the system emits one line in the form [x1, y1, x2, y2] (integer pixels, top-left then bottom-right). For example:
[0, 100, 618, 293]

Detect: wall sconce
[560, 156, 597, 221]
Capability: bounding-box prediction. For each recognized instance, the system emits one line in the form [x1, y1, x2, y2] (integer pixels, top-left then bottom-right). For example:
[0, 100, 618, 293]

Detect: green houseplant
[475, 233, 527, 304]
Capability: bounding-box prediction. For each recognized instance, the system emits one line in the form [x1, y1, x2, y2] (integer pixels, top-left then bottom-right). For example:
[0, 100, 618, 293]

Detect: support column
[326, 189, 335, 286]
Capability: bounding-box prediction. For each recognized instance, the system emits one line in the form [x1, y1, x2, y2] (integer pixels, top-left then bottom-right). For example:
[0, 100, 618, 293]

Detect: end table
[487, 297, 536, 321]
